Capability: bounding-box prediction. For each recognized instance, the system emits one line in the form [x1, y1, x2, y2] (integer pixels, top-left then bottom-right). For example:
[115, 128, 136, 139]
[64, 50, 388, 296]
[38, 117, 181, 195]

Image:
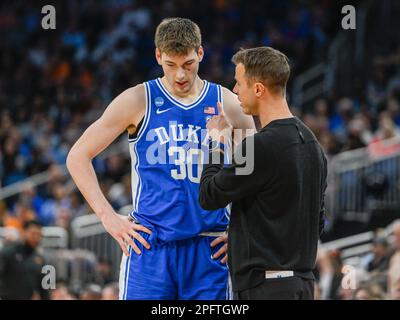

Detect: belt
[265, 270, 294, 279]
[199, 231, 225, 237]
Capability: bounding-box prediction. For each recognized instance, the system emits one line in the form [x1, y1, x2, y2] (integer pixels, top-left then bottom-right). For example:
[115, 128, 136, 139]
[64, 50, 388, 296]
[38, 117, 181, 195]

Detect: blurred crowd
[303, 47, 400, 160]
[313, 220, 400, 300]
[0, 0, 400, 299]
[0, 0, 343, 232]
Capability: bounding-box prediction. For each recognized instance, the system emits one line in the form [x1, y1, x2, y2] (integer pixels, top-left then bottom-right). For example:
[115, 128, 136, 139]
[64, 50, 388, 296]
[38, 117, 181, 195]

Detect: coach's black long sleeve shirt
[199, 117, 327, 292]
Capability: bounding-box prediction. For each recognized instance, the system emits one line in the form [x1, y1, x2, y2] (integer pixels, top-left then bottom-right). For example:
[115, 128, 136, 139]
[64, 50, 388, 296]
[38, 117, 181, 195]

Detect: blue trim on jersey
[128, 82, 152, 143]
[133, 144, 141, 212]
[120, 245, 132, 300]
[128, 82, 152, 215]
[155, 78, 210, 109]
[217, 84, 221, 103]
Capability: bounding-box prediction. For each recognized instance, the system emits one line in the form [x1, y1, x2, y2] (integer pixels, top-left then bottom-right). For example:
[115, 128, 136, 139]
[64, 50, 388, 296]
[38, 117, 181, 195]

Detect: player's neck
[160, 76, 205, 102]
[258, 98, 293, 128]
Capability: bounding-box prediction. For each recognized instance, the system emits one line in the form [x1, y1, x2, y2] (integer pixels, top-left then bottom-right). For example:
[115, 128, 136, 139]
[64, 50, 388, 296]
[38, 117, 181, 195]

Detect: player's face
[156, 47, 203, 96]
[233, 63, 258, 115]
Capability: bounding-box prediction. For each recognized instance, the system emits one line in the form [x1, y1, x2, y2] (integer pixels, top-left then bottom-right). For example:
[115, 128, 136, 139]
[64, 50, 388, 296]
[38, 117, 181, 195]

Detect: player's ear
[197, 46, 204, 62]
[155, 48, 162, 65]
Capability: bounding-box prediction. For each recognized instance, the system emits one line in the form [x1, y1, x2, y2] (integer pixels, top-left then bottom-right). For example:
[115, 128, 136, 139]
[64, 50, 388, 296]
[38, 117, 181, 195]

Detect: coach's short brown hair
[155, 18, 202, 55]
[232, 47, 290, 96]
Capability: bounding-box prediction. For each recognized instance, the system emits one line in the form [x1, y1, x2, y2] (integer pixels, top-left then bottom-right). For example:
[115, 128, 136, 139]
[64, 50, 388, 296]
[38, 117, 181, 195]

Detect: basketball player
[66, 18, 255, 300]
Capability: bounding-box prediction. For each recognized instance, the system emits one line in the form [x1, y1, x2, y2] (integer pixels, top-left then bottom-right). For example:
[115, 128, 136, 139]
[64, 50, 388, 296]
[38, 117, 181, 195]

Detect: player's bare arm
[222, 87, 256, 144]
[66, 84, 151, 257]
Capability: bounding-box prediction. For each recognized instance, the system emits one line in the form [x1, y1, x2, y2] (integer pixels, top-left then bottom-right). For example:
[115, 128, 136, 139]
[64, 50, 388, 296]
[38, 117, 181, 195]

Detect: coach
[199, 47, 327, 300]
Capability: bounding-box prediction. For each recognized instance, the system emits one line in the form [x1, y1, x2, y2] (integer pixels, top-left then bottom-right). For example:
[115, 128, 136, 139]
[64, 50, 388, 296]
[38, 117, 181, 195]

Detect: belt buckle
[265, 270, 294, 279]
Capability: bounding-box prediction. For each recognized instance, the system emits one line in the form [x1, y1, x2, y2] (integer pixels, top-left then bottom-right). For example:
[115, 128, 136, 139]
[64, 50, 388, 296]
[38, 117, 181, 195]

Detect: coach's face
[156, 47, 203, 96]
[233, 63, 258, 115]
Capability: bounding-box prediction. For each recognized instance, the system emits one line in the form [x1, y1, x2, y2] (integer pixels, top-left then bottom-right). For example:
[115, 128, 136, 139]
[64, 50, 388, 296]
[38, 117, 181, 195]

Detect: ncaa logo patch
[205, 115, 213, 123]
[155, 97, 164, 107]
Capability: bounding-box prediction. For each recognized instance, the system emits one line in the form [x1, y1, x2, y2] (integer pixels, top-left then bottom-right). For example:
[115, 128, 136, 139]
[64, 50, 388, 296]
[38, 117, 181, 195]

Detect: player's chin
[175, 84, 189, 93]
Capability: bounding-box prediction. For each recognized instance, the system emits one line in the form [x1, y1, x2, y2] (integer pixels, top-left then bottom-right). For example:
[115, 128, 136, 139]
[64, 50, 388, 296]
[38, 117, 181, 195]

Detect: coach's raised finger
[217, 101, 225, 116]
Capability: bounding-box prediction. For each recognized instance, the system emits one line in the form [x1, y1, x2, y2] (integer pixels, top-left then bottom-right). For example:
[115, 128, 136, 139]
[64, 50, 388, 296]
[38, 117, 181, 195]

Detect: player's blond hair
[155, 18, 202, 55]
[232, 46, 290, 96]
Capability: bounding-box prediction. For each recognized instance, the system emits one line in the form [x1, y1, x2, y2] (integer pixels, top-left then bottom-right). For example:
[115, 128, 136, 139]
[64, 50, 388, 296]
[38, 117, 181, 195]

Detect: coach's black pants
[234, 276, 314, 300]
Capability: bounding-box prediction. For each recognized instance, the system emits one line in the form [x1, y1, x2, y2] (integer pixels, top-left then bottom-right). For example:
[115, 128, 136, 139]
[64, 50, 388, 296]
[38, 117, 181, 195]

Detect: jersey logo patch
[155, 96, 164, 107]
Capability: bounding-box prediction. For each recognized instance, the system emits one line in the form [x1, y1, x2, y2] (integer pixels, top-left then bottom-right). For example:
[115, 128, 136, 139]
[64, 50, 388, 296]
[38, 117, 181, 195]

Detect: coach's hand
[211, 232, 228, 264]
[101, 213, 152, 257]
[206, 102, 233, 144]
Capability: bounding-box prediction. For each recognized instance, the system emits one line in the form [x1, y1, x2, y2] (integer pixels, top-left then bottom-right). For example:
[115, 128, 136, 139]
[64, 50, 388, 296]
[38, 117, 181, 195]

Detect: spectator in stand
[319, 132, 341, 158]
[51, 282, 77, 300]
[94, 257, 114, 287]
[39, 183, 70, 227]
[388, 263, 400, 300]
[341, 115, 372, 152]
[363, 236, 392, 273]
[352, 281, 386, 300]
[8, 197, 38, 233]
[0, 201, 15, 228]
[0, 220, 49, 300]
[80, 283, 102, 300]
[69, 191, 89, 219]
[374, 112, 400, 141]
[383, 221, 400, 299]
[329, 98, 354, 144]
[315, 248, 344, 300]
[101, 282, 119, 300]
[390, 220, 400, 254]
[339, 268, 370, 300]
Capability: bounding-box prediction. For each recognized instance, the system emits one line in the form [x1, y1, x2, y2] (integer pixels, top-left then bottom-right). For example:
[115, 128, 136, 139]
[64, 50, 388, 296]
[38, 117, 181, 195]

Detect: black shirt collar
[260, 116, 297, 132]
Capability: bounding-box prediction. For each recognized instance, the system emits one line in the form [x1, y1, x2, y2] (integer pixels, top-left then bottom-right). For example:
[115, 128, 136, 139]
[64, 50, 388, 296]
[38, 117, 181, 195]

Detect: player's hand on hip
[210, 232, 228, 264]
[101, 213, 152, 256]
[206, 102, 233, 143]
